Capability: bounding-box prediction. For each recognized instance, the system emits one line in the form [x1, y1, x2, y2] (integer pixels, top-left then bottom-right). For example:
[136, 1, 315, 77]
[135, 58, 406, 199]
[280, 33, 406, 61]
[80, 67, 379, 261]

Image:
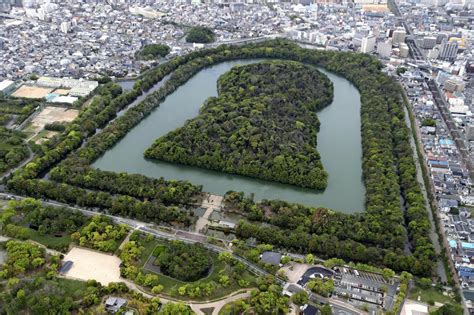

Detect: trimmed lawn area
[408, 285, 455, 305]
[137, 238, 161, 267]
[54, 277, 89, 296]
[28, 229, 72, 252]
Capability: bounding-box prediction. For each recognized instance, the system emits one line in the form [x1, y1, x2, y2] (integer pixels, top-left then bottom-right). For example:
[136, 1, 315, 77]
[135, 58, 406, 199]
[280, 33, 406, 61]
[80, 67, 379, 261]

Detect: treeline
[7, 179, 195, 227]
[145, 61, 332, 190]
[50, 163, 201, 206]
[6, 39, 434, 275]
[0, 127, 29, 173]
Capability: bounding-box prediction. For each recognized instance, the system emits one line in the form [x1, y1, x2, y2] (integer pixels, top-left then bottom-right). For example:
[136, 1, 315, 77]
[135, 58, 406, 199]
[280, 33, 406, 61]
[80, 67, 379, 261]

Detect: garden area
[408, 280, 460, 313]
[119, 233, 256, 301]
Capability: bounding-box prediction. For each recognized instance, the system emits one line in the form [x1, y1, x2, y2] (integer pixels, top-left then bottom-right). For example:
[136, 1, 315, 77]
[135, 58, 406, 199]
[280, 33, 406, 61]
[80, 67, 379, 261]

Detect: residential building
[439, 41, 459, 61]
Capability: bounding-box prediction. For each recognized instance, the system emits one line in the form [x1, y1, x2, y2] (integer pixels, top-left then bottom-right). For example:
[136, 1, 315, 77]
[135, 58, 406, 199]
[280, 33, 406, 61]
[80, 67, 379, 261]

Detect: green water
[94, 60, 365, 213]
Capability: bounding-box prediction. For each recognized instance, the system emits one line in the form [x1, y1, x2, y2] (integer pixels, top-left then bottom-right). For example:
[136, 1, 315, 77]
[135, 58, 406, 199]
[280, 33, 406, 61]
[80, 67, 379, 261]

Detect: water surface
[94, 60, 365, 213]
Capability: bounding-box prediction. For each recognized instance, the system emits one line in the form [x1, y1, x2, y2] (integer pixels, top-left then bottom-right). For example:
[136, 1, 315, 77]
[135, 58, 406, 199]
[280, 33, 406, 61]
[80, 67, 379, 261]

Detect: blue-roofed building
[462, 242, 474, 250]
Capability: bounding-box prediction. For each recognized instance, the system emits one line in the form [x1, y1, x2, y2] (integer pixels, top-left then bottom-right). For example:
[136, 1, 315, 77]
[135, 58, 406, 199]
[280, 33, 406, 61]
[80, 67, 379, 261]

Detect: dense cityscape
[0, 0, 473, 314]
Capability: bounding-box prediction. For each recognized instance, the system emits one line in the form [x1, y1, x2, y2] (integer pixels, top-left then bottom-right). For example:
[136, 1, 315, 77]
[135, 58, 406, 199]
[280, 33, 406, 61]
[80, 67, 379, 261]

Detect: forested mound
[145, 61, 334, 190]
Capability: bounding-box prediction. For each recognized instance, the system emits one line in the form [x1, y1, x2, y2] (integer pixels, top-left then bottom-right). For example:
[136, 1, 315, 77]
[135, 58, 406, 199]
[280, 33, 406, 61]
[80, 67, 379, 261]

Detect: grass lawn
[54, 277, 89, 295]
[137, 238, 161, 267]
[28, 229, 72, 252]
[408, 285, 455, 305]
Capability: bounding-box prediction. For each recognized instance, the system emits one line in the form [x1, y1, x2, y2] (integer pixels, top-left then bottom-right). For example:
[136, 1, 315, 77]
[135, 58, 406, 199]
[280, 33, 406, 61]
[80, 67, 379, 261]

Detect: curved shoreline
[93, 59, 365, 213]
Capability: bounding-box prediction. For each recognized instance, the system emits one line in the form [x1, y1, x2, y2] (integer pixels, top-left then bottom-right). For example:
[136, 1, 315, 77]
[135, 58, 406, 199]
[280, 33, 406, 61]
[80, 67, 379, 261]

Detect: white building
[0, 79, 15, 97]
[377, 39, 392, 58]
[392, 27, 406, 45]
[361, 35, 376, 53]
[400, 42, 410, 57]
[60, 21, 70, 34]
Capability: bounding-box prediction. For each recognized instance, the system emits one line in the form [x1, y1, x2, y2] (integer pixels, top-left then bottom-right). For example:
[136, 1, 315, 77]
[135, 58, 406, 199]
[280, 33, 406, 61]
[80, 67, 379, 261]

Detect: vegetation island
[185, 26, 216, 44]
[145, 61, 332, 190]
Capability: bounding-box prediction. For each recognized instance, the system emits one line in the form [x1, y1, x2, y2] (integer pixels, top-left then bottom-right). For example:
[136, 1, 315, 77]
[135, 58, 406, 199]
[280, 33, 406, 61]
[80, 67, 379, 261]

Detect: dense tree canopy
[185, 26, 215, 43]
[71, 215, 128, 252]
[154, 241, 212, 282]
[137, 43, 171, 60]
[145, 61, 333, 189]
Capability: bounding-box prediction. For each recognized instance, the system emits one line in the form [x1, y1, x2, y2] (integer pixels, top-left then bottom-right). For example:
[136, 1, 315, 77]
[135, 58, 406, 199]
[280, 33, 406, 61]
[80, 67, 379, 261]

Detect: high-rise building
[438, 41, 458, 61]
[377, 39, 392, 58]
[421, 36, 437, 49]
[392, 27, 406, 45]
[361, 35, 376, 53]
[399, 43, 409, 57]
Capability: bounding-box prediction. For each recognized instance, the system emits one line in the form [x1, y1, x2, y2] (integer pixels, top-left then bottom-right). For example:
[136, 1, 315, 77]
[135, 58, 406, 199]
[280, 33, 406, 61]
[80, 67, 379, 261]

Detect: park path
[190, 290, 252, 315]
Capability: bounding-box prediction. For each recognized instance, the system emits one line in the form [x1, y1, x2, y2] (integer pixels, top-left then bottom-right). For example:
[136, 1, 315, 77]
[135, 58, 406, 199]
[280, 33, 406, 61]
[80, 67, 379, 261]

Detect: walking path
[190, 290, 252, 315]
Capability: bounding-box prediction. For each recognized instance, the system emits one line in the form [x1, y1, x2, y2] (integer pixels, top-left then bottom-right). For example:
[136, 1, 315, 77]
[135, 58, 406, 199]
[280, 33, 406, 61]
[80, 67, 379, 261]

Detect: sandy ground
[29, 106, 78, 135]
[11, 85, 53, 99]
[362, 4, 389, 12]
[54, 88, 70, 95]
[280, 262, 311, 283]
[62, 247, 122, 285]
[401, 300, 429, 315]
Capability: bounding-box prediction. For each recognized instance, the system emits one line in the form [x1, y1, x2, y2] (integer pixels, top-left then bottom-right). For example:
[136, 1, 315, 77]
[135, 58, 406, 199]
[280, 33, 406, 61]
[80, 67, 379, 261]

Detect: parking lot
[333, 267, 399, 311]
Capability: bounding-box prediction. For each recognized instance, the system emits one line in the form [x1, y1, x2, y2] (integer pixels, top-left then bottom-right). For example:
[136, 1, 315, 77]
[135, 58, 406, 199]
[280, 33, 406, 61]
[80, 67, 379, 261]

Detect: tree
[305, 254, 315, 265]
[382, 268, 395, 280]
[138, 44, 170, 60]
[417, 277, 432, 289]
[291, 290, 308, 306]
[320, 304, 332, 315]
[154, 241, 212, 281]
[281, 256, 291, 265]
[185, 27, 216, 43]
[432, 303, 463, 315]
[158, 302, 194, 315]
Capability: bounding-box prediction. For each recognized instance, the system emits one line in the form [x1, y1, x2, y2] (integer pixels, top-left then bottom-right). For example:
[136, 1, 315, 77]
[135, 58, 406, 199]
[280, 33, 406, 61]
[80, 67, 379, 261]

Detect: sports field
[28, 106, 78, 135]
[62, 247, 122, 285]
[11, 85, 53, 99]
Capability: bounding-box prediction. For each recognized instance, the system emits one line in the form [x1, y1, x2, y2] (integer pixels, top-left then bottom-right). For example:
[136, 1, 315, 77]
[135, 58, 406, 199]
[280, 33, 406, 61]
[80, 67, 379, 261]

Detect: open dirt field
[362, 4, 389, 12]
[11, 85, 53, 99]
[54, 88, 70, 95]
[62, 247, 122, 285]
[34, 130, 59, 144]
[29, 106, 79, 135]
